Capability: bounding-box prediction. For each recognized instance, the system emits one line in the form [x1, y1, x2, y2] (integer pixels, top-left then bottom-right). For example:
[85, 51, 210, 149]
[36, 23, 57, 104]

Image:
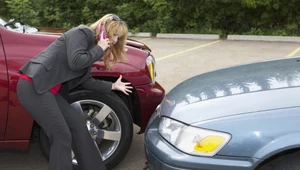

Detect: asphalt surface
[1, 38, 300, 170]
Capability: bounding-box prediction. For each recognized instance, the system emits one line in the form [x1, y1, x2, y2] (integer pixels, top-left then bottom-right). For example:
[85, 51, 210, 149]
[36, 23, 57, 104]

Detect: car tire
[259, 151, 300, 170]
[39, 90, 133, 170]
[272, 151, 300, 170]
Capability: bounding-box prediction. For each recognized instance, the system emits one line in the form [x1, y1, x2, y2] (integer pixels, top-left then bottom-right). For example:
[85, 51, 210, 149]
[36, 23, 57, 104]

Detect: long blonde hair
[89, 14, 128, 69]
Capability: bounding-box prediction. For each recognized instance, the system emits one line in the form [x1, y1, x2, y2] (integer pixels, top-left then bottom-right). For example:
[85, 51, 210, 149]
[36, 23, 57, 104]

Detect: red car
[0, 26, 165, 169]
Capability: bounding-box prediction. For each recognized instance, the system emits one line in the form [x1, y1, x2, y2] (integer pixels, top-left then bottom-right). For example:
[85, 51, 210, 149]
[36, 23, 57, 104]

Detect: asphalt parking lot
[0, 37, 300, 170]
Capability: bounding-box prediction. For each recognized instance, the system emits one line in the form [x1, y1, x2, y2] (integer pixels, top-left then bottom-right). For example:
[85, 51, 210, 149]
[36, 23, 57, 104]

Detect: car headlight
[146, 55, 156, 84]
[158, 117, 231, 157]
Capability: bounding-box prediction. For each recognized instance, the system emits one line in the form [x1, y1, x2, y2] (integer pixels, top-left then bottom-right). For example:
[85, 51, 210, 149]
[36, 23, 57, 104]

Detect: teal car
[145, 57, 300, 170]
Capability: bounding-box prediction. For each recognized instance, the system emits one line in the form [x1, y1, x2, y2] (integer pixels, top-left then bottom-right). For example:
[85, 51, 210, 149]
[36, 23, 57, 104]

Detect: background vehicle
[0, 18, 39, 33]
[145, 57, 300, 170]
[0, 25, 165, 169]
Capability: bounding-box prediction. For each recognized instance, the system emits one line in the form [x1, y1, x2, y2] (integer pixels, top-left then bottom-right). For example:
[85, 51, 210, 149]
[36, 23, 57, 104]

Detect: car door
[0, 32, 8, 140]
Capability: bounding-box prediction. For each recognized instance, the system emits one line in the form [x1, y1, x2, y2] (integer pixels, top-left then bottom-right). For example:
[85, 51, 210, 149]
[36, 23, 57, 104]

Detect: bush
[1, 0, 300, 36]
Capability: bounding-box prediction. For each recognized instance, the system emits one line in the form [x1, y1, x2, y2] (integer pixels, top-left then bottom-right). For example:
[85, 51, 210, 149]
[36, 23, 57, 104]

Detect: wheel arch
[72, 76, 142, 128]
[255, 149, 300, 170]
[254, 133, 300, 169]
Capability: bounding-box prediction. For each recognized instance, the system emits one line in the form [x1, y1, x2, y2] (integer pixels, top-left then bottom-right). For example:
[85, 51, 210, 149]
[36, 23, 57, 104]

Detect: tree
[5, 0, 38, 25]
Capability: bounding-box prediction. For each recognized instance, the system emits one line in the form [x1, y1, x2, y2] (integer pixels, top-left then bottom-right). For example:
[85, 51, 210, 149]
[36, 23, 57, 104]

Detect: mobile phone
[98, 25, 107, 40]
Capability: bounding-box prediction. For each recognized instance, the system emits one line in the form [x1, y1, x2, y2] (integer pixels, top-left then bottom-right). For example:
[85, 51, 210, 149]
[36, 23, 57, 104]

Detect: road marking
[139, 38, 151, 42]
[287, 46, 300, 57]
[156, 40, 222, 61]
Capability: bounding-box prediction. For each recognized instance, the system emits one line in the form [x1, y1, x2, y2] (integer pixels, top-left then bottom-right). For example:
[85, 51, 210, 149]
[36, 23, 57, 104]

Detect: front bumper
[136, 82, 165, 133]
[144, 118, 260, 170]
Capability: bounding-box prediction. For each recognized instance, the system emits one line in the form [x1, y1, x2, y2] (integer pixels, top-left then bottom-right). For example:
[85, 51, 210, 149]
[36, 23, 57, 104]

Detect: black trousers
[17, 79, 107, 170]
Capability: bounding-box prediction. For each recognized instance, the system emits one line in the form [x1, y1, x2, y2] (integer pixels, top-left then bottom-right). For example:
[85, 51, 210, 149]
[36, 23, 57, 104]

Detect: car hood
[160, 57, 300, 124]
[35, 30, 152, 52]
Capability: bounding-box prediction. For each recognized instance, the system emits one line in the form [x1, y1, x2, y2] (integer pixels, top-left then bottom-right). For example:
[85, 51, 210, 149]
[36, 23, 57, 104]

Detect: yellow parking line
[139, 38, 151, 42]
[157, 40, 222, 61]
[287, 46, 300, 57]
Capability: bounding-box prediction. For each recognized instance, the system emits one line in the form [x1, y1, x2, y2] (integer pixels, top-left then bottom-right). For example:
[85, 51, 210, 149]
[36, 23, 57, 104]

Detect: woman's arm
[81, 76, 113, 94]
[66, 27, 104, 71]
[81, 75, 133, 95]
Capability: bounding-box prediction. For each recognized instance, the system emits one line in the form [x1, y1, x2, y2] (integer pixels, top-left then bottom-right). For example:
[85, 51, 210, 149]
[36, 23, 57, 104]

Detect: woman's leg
[17, 79, 72, 170]
[55, 94, 107, 170]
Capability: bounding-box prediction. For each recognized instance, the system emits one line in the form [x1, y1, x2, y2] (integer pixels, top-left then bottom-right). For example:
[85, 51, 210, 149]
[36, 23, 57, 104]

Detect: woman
[16, 14, 131, 170]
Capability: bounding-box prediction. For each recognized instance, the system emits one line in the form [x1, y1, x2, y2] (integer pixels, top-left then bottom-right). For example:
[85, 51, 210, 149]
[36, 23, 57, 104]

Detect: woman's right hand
[97, 31, 110, 51]
[112, 75, 133, 95]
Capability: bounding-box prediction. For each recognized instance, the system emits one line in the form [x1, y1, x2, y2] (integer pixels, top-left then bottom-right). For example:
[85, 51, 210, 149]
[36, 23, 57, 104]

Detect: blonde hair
[89, 14, 128, 69]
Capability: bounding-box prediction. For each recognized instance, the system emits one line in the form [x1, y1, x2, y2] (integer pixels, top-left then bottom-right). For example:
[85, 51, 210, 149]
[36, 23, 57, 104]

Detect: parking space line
[139, 38, 151, 42]
[287, 46, 300, 57]
[156, 40, 222, 61]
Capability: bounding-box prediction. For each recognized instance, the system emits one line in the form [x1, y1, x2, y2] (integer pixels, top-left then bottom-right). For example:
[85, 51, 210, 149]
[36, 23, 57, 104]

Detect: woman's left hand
[112, 75, 133, 95]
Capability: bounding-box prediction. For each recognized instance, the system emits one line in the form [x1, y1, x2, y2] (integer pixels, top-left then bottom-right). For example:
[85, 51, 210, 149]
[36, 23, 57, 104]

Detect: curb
[127, 32, 300, 43]
[227, 35, 300, 43]
[156, 33, 219, 40]
[128, 32, 151, 37]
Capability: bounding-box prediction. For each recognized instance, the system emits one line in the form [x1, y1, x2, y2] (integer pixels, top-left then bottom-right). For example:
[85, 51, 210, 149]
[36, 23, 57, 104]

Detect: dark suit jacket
[20, 26, 113, 95]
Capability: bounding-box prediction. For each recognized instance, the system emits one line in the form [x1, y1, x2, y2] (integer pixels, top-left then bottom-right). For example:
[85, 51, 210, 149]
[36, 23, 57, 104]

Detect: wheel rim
[70, 99, 122, 164]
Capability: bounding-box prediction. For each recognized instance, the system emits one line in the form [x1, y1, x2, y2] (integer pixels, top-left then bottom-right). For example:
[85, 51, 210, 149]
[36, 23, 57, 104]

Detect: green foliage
[1, 0, 300, 36]
[5, 0, 38, 25]
[117, 0, 159, 34]
[0, 0, 9, 21]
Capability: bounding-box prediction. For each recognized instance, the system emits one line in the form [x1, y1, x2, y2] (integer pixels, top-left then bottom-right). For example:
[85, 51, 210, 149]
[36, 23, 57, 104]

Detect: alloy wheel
[70, 99, 122, 164]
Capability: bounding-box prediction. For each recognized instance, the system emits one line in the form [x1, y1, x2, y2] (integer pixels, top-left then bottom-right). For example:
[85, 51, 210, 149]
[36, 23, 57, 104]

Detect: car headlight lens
[146, 55, 156, 84]
[158, 117, 231, 157]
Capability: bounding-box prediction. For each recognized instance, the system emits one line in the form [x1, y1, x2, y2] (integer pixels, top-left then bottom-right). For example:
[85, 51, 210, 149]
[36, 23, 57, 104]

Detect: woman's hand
[97, 31, 110, 51]
[112, 75, 133, 95]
